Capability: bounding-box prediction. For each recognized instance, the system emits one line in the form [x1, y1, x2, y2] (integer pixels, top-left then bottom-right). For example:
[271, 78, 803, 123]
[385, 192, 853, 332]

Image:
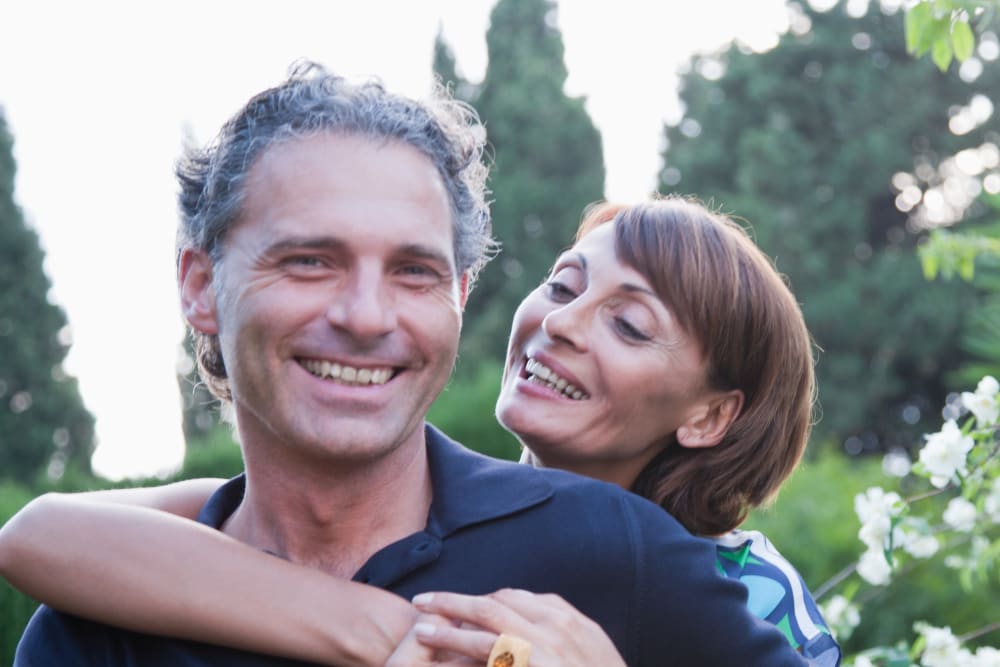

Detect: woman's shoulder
[709, 528, 805, 574]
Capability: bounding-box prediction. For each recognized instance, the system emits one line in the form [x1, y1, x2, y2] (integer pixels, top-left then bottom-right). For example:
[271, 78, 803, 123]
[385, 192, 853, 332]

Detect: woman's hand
[399, 588, 628, 667]
[384, 613, 479, 667]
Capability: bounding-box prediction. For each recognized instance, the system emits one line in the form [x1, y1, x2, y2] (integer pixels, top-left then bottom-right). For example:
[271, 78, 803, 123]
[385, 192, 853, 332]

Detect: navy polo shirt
[16, 424, 810, 666]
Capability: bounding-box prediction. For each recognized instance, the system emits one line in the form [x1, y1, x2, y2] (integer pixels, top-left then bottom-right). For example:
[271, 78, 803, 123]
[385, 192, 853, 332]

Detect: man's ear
[676, 390, 745, 449]
[178, 247, 219, 334]
[458, 272, 470, 309]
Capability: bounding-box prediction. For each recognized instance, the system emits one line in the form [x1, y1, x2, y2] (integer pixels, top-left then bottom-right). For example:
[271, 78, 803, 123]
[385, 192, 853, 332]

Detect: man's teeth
[525, 359, 588, 400]
[301, 359, 392, 386]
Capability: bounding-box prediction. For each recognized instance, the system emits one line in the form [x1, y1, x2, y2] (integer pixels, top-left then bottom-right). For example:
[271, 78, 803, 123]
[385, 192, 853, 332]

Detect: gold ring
[488, 633, 531, 667]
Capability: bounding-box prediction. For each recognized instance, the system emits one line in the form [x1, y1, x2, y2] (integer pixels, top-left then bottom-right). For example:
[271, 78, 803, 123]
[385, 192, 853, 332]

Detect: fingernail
[412, 593, 434, 606]
[414, 623, 437, 637]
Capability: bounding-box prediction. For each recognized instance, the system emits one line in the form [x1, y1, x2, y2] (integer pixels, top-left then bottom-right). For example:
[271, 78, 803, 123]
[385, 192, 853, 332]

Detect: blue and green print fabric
[713, 530, 842, 667]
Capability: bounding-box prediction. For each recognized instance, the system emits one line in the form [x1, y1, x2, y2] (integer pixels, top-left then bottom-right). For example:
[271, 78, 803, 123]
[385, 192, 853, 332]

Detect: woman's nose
[541, 300, 589, 352]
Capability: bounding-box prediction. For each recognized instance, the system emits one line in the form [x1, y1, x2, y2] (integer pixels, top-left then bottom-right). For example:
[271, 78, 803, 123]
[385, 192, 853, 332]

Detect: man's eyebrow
[262, 236, 346, 254]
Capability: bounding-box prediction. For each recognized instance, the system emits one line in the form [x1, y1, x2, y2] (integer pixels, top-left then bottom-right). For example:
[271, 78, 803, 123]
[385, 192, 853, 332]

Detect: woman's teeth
[301, 359, 393, 386]
[525, 359, 588, 400]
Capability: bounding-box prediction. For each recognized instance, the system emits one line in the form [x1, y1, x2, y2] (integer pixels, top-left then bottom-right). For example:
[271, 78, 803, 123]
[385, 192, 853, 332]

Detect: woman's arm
[0, 482, 414, 666]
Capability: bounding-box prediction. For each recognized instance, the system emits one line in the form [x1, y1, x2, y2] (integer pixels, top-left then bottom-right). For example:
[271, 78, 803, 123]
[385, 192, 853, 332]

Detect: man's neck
[223, 433, 433, 579]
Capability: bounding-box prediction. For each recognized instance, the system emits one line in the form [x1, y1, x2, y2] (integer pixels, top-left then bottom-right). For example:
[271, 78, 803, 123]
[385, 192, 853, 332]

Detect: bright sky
[1, 0, 797, 480]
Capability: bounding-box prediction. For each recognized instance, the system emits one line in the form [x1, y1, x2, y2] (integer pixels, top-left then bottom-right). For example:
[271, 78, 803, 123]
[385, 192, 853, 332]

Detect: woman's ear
[178, 248, 219, 335]
[676, 390, 745, 449]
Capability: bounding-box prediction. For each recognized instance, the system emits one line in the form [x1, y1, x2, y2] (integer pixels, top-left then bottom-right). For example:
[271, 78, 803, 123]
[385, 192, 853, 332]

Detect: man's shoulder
[15, 605, 314, 667]
[16, 605, 115, 666]
[426, 423, 690, 539]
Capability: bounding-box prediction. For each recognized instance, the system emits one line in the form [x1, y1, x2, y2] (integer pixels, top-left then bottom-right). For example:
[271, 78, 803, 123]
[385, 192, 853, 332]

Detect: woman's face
[496, 223, 714, 488]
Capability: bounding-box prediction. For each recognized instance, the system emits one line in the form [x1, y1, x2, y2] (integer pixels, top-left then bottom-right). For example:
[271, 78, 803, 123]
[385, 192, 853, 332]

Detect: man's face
[196, 133, 463, 465]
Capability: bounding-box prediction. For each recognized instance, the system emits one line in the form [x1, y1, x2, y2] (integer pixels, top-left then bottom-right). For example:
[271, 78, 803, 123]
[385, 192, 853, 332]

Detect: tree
[435, 0, 606, 368]
[0, 109, 94, 483]
[658, 1, 1000, 450]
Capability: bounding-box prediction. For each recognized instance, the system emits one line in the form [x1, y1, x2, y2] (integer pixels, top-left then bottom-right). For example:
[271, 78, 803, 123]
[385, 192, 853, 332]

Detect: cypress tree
[658, 1, 999, 449]
[0, 109, 94, 482]
[436, 0, 606, 367]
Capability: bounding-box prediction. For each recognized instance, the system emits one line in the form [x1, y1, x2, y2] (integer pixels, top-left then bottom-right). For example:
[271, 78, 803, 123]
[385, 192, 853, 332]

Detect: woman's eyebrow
[621, 283, 657, 298]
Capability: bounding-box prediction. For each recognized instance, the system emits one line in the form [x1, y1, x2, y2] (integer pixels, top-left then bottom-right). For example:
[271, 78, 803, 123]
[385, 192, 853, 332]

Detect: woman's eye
[546, 281, 577, 301]
[615, 317, 651, 342]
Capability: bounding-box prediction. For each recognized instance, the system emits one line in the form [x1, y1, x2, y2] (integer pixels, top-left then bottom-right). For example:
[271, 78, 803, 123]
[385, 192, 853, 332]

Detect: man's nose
[325, 269, 397, 340]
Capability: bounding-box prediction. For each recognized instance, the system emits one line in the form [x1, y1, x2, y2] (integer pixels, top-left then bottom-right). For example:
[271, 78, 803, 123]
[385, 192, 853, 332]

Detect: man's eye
[286, 256, 324, 267]
[400, 264, 435, 276]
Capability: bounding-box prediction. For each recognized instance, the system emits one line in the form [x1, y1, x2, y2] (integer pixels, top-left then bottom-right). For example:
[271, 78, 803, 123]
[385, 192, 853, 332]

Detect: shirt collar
[422, 423, 553, 537]
[196, 423, 555, 536]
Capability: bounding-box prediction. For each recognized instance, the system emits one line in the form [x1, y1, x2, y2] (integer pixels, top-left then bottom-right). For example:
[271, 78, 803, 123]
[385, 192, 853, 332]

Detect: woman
[0, 196, 838, 666]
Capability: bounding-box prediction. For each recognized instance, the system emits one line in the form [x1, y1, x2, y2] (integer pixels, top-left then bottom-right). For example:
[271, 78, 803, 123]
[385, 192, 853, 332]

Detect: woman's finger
[384, 613, 456, 667]
[411, 592, 531, 636]
[412, 619, 497, 662]
[489, 588, 604, 634]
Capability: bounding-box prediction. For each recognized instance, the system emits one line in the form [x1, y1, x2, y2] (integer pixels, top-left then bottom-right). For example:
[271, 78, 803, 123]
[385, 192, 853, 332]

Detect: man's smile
[298, 358, 395, 386]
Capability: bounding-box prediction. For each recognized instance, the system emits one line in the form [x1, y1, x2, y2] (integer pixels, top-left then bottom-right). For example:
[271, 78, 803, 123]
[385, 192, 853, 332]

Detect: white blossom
[944, 554, 967, 570]
[961, 390, 1000, 428]
[855, 487, 904, 523]
[960, 375, 1000, 427]
[821, 594, 860, 638]
[894, 518, 939, 559]
[972, 535, 990, 559]
[857, 548, 893, 585]
[855, 487, 904, 551]
[919, 624, 964, 667]
[852, 657, 876, 667]
[985, 477, 1000, 524]
[974, 646, 1000, 666]
[976, 375, 999, 397]
[858, 516, 892, 551]
[902, 532, 940, 559]
[943, 497, 978, 533]
[919, 420, 974, 488]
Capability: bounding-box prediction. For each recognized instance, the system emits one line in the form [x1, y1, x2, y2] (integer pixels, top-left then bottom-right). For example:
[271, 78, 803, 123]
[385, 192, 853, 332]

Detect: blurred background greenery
[3, 0, 1000, 662]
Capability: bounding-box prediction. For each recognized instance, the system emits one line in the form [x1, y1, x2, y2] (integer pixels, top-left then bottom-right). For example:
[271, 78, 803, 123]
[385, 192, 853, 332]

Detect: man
[15, 62, 811, 665]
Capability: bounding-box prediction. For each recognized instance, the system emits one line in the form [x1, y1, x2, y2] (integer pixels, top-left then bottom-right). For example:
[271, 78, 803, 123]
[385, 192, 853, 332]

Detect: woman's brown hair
[578, 196, 816, 536]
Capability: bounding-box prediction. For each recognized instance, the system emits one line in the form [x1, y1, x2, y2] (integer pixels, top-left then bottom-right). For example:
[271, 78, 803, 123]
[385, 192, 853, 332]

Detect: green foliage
[435, 0, 605, 369]
[427, 362, 521, 460]
[171, 424, 243, 481]
[0, 480, 39, 664]
[749, 448, 886, 587]
[659, 1, 1000, 449]
[746, 448, 1000, 656]
[0, 109, 94, 484]
[905, 0, 992, 70]
[919, 228, 1000, 280]
[0, 579, 36, 665]
[919, 209, 1000, 385]
[176, 332, 224, 443]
